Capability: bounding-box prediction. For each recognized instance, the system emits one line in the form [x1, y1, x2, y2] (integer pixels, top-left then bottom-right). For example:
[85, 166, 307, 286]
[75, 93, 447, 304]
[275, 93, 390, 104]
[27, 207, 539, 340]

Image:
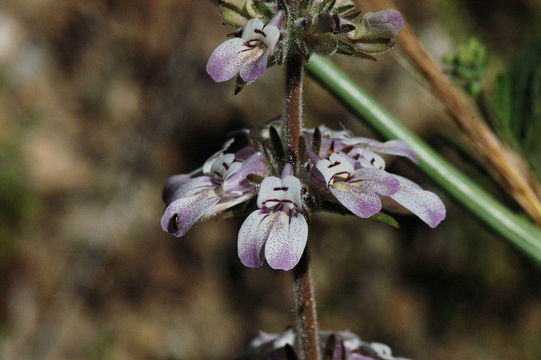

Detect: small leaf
[269, 125, 285, 161]
[319, 0, 337, 13]
[489, 35, 541, 178]
[323, 334, 336, 360]
[312, 126, 322, 154]
[369, 212, 400, 228]
[234, 76, 247, 95]
[284, 344, 299, 360]
[252, 0, 274, 19]
[298, 135, 307, 163]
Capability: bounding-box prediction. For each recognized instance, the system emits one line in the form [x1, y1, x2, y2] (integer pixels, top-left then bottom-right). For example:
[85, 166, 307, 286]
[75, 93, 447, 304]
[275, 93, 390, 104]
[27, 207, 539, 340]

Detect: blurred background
[1, 0, 541, 359]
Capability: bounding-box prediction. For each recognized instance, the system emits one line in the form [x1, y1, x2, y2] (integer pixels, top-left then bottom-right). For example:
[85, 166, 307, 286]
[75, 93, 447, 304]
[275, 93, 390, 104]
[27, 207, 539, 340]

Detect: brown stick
[293, 249, 320, 360]
[364, 0, 541, 224]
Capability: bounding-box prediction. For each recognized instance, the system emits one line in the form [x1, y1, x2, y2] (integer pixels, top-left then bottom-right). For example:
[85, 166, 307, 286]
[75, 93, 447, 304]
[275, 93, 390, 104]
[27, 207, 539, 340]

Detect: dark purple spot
[222, 162, 230, 170]
[254, 29, 267, 37]
[273, 186, 289, 191]
[328, 161, 341, 168]
[168, 214, 179, 233]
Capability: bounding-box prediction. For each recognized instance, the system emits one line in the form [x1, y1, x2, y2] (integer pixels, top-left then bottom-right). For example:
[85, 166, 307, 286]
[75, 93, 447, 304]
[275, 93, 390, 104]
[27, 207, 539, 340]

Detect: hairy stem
[284, 49, 319, 359]
[293, 249, 320, 360]
[284, 53, 304, 162]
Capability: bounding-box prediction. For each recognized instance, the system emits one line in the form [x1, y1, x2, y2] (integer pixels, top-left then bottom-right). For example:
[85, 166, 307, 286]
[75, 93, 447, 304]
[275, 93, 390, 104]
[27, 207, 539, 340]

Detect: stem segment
[284, 48, 320, 359]
[284, 53, 304, 162]
[293, 249, 320, 360]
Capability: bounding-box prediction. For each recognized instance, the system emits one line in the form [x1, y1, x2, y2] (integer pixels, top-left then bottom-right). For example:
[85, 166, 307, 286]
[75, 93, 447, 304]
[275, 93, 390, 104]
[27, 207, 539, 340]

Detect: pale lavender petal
[281, 163, 294, 178]
[160, 191, 220, 237]
[169, 176, 213, 202]
[364, 10, 404, 38]
[238, 210, 275, 268]
[392, 174, 422, 190]
[309, 166, 329, 193]
[267, 10, 285, 30]
[264, 212, 308, 270]
[223, 152, 268, 192]
[352, 168, 400, 196]
[239, 49, 268, 83]
[351, 138, 417, 163]
[162, 174, 192, 203]
[390, 183, 446, 228]
[330, 182, 382, 218]
[205, 191, 255, 217]
[304, 149, 321, 167]
[206, 38, 249, 82]
[235, 145, 255, 161]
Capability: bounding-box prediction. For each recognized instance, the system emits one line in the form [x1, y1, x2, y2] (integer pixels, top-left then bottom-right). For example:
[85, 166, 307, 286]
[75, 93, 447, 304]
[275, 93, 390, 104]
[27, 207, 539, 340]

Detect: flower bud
[218, 0, 277, 28]
[348, 9, 404, 54]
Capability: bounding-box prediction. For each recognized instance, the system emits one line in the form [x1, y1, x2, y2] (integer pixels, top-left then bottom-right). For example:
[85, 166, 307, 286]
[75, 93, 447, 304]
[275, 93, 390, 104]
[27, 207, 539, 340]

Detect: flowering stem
[284, 52, 320, 359]
[293, 248, 320, 360]
[284, 53, 304, 162]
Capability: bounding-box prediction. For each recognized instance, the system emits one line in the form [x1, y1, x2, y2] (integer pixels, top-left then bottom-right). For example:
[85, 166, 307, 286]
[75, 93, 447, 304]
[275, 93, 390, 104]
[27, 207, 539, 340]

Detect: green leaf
[369, 212, 400, 228]
[305, 55, 541, 265]
[490, 35, 541, 177]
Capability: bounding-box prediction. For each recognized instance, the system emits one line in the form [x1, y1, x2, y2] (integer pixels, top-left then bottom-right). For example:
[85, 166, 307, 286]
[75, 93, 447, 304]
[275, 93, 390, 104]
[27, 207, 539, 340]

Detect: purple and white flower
[160, 125, 445, 270]
[207, 12, 284, 83]
[161, 144, 268, 237]
[304, 125, 417, 163]
[238, 166, 308, 271]
[315, 152, 400, 218]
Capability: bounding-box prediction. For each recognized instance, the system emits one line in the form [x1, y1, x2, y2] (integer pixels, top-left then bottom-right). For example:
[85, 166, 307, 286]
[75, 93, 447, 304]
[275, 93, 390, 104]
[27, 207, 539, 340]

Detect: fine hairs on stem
[284, 48, 321, 360]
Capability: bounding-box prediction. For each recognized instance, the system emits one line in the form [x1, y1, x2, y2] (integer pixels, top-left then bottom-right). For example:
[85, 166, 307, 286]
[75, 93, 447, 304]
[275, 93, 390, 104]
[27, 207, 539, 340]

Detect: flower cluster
[242, 328, 409, 360]
[207, 0, 404, 86]
[161, 124, 445, 270]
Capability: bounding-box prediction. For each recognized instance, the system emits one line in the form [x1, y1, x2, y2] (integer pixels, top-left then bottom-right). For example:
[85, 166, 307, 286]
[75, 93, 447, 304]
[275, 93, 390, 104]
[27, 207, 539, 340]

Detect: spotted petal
[264, 212, 308, 270]
[351, 168, 400, 196]
[206, 38, 250, 82]
[239, 49, 269, 83]
[162, 174, 192, 203]
[237, 210, 275, 268]
[330, 182, 383, 218]
[390, 178, 446, 228]
[166, 176, 214, 204]
[349, 138, 417, 163]
[223, 152, 268, 193]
